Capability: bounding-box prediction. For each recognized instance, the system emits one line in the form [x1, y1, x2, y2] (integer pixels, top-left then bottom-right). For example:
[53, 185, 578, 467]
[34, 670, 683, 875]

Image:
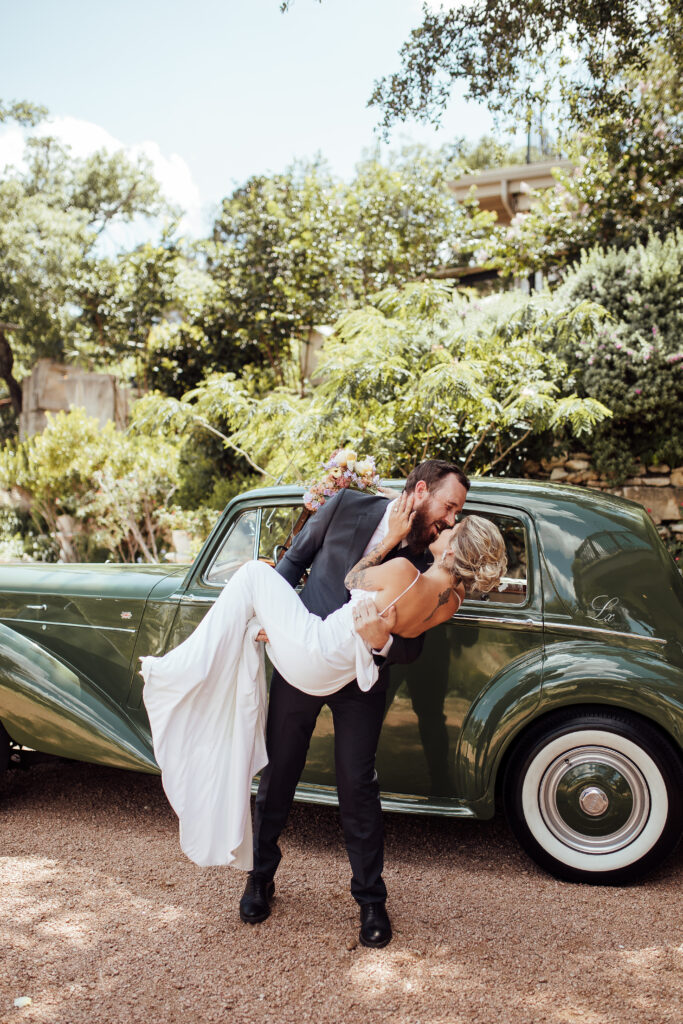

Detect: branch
[485, 426, 534, 473]
[463, 424, 492, 471]
[192, 416, 276, 479]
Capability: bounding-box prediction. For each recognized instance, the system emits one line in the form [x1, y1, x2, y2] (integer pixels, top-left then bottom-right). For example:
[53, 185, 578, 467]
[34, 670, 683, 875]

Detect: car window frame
[456, 502, 537, 614]
[185, 494, 540, 616]
[200, 506, 262, 589]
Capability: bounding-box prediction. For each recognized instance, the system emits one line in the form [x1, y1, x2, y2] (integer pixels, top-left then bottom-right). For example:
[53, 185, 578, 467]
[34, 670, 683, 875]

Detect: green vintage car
[1, 479, 682, 884]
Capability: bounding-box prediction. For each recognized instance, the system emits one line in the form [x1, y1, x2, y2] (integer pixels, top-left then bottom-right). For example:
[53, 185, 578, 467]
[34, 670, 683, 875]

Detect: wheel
[0, 721, 10, 773]
[503, 709, 683, 884]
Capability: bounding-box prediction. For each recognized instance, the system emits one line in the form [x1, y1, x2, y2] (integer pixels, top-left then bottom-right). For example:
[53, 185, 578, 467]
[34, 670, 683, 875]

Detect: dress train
[139, 560, 378, 869]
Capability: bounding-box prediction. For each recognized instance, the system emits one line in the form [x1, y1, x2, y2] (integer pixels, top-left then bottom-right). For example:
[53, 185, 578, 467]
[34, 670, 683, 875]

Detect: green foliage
[208, 161, 348, 384]
[0, 506, 25, 561]
[554, 232, 683, 478]
[0, 408, 181, 562]
[0, 99, 47, 126]
[0, 132, 172, 409]
[367, 0, 681, 143]
[0, 409, 116, 536]
[490, 44, 682, 276]
[338, 146, 495, 297]
[206, 150, 496, 387]
[150, 282, 610, 481]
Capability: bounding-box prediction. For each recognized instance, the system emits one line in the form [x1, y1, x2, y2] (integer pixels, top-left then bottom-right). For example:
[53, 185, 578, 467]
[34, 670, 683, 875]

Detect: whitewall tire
[504, 709, 683, 883]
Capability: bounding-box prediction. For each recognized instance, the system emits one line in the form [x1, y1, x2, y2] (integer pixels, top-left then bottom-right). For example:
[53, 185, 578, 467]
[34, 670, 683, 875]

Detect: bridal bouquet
[303, 449, 381, 512]
[275, 449, 381, 564]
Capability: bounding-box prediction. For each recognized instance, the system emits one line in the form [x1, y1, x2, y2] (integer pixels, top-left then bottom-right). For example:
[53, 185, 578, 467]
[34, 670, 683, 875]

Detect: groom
[240, 459, 470, 946]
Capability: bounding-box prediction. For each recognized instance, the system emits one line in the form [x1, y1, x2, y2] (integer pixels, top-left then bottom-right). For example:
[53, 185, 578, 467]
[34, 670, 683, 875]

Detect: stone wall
[523, 452, 683, 543]
[19, 360, 130, 438]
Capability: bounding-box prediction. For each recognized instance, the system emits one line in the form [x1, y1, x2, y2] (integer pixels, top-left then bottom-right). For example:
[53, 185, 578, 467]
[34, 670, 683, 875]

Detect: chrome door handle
[26, 604, 47, 611]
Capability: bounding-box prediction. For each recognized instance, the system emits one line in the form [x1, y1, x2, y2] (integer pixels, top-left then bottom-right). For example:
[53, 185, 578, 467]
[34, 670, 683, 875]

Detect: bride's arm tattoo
[344, 540, 392, 590]
[422, 588, 453, 624]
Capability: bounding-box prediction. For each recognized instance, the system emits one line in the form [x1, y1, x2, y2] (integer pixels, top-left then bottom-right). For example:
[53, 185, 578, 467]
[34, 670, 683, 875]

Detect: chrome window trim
[201, 507, 261, 589]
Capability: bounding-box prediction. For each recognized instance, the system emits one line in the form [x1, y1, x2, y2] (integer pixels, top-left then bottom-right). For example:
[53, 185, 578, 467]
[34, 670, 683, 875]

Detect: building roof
[448, 158, 574, 224]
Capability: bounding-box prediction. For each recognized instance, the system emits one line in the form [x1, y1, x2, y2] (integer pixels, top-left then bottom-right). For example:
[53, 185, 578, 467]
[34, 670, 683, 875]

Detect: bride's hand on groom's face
[386, 491, 416, 545]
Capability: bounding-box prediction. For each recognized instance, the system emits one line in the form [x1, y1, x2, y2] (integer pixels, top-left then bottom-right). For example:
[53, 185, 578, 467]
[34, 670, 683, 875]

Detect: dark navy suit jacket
[275, 489, 429, 671]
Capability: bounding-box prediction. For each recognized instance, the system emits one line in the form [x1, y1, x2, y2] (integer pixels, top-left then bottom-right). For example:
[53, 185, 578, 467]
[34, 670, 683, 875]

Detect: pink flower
[635, 388, 642, 394]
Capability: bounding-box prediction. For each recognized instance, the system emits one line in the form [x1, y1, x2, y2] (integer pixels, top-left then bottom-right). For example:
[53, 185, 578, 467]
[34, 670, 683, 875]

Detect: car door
[373, 504, 544, 806]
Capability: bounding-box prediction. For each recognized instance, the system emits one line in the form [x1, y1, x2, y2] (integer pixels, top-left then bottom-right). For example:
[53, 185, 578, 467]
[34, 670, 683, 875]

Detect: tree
[365, 1, 682, 141]
[207, 150, 495, 390]
[0, 99, 47, 126]
[489, 44, 683, 276]
[552, 231, 683, 479]
[0, 123, 171, 412]
[208, 161, 351, 387]
[338, 145, 494, 295]
[133, 282, 611, 482]
[0, 407, 181, 562]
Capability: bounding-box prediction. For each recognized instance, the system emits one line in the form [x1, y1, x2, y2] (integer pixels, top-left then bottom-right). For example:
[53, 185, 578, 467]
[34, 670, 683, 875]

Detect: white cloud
[0, 124, 27, 172]
[0, 115, 204, 241]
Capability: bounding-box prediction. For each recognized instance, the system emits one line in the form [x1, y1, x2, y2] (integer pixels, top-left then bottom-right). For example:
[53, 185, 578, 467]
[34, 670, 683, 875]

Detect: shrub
[0, 407, 181, 562]
[556, 231, 683, 478]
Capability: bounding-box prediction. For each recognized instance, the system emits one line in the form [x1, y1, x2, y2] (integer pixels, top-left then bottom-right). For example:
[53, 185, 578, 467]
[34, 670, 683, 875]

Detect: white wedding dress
[140, 559, 420, 871]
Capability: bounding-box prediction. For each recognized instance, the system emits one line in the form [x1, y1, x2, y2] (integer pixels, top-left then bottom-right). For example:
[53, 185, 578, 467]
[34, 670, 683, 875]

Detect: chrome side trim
[253, 779, 478, 818]
[545, 621, 667, 646]
[454, 613, 543, 630]
[0, 617, 137, 635]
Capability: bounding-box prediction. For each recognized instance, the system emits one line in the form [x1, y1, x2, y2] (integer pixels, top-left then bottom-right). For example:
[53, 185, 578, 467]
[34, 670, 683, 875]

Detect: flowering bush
[556, 231, 683, 479]
[303, 449, 380, 511]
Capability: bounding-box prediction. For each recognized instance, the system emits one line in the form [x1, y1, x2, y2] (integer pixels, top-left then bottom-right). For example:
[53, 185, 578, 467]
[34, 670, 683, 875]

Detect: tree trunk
[0, 328, 23, 414]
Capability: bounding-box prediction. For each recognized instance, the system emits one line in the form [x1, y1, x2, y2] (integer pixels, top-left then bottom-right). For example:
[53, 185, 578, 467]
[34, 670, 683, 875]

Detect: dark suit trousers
[252, 668, 388, 905]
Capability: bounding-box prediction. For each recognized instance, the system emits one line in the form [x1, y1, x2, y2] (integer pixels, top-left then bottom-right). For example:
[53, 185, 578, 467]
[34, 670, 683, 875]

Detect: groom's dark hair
[404, 459, 470, 495]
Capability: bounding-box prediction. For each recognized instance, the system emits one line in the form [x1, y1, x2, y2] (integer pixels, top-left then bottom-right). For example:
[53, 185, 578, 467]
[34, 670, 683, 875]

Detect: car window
[462, 511, 528, 605]
[204, 509, 258, 586]
[258, 505, 302, 565]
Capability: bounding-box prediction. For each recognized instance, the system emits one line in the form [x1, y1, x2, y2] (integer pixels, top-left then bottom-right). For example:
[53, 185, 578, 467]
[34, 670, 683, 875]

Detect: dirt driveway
[1, 756, 682, 1024]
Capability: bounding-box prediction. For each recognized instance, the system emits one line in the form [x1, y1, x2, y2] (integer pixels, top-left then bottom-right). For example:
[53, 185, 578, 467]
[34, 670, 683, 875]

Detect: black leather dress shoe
[359, 901, 392, 948]
[239, 874, 275, 924]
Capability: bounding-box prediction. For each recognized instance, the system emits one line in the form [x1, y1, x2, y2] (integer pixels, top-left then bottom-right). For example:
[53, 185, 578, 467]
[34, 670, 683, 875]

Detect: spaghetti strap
[379, 567, 421, 617]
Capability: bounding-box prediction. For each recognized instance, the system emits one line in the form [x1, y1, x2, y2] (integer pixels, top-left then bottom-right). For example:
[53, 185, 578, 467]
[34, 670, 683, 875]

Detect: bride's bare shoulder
[381, 557, 420, 585]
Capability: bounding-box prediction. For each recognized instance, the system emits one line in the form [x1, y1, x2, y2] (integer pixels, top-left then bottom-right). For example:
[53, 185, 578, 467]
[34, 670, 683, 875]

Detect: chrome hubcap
[538, 744, 651, 854]
[578, 785, 610, 817]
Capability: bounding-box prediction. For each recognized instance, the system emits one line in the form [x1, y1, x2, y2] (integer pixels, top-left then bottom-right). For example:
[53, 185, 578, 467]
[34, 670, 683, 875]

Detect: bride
[140, 493, 507, 869]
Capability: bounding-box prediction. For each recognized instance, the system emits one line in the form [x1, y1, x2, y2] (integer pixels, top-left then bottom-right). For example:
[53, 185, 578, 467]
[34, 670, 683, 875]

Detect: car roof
[233, 476, 653, 541]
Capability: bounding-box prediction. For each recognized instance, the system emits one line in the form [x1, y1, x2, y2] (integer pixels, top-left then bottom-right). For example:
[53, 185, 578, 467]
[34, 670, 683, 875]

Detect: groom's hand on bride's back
[354, 600, 396, 652]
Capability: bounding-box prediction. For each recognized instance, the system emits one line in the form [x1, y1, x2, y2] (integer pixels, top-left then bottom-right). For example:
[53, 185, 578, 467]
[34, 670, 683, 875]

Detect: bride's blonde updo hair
[442, 515, 507, 594]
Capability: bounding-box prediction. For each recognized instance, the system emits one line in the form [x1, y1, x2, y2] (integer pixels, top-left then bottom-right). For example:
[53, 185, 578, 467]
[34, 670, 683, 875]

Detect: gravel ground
[1, 755, 682, 1024]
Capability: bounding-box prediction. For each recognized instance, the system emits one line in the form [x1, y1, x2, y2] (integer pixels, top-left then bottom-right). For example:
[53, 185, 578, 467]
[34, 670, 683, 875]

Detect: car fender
[473, 639, 683, 819]
[0, 623, 157, 772]
[454, 645, 545, 815]
[538, 640, 683, 754]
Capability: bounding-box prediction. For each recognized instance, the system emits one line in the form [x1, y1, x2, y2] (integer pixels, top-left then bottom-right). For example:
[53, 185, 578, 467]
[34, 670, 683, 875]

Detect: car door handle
[26, 604, 47, 611]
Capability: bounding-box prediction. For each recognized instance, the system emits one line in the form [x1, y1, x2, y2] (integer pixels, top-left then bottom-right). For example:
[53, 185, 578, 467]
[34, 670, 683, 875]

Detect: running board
[250, 779, 477, 817]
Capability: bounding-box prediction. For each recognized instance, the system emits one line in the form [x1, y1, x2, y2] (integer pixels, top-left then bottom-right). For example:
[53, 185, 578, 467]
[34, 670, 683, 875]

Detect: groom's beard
[406, 505, 442, 555]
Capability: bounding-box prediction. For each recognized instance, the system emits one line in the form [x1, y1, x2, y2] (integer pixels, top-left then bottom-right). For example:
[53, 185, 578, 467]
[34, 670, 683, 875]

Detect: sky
[1, 0, 496, 237]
